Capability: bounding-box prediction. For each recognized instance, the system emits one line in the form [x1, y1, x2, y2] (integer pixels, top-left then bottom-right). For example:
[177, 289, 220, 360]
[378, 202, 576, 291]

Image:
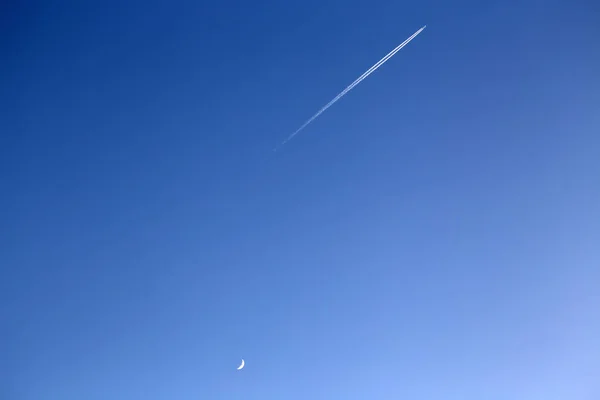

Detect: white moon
[237, 359, 245, 370]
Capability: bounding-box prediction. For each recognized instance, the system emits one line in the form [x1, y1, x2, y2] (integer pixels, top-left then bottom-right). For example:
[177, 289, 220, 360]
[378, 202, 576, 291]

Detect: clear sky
[2, 0, 599, 399]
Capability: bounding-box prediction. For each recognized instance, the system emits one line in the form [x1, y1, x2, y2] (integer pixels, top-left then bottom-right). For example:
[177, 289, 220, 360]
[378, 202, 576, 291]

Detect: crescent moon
[237, 359, 245, 370]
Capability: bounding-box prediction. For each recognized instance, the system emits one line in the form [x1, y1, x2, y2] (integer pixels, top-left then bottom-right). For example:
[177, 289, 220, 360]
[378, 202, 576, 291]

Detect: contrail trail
[276, 25, 426, 150]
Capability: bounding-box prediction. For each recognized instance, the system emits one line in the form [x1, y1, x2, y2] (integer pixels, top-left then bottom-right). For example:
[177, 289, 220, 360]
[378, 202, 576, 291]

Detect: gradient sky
[2, 1, 599, 399]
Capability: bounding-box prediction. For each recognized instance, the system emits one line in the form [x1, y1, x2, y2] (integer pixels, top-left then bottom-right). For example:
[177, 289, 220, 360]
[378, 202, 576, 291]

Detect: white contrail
[276, 25, 426, 149]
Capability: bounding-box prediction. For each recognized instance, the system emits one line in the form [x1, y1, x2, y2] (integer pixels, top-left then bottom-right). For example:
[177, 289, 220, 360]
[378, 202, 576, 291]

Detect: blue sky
[1, 0, 599, 398]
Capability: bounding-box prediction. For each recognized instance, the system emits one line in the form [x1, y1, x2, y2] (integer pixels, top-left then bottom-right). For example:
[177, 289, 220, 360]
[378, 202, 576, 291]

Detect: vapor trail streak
[276, 25, 426, 149]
